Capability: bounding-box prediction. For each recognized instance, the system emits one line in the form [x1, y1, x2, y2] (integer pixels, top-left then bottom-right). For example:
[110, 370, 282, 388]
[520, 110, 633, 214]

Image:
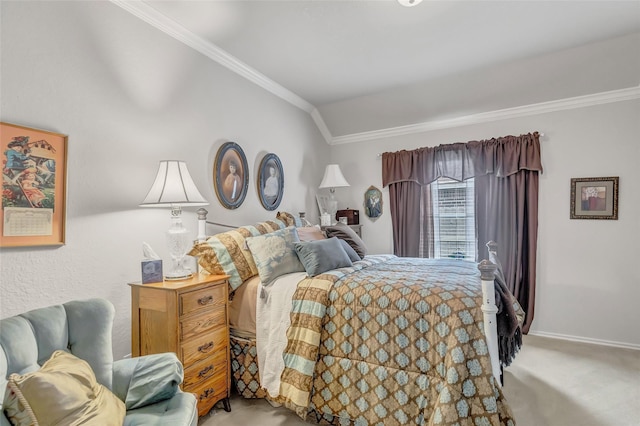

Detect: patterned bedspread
[276, 255, 515, 426]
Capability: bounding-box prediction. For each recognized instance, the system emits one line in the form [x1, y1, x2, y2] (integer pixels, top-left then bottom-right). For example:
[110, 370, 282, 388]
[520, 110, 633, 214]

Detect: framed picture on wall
[570, 176, 619, 220]
[1, 122, 67, 247]
[213, 142, 249, 209]
[364, 185, 383, 220]
[257, 153, 284, 210]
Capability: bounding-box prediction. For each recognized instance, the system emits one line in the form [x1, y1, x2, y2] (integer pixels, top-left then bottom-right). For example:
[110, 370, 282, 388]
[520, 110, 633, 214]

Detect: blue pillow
[246, 227, 305, 284]
[294, 237, 353, 277]
[338, 239, 360, 262]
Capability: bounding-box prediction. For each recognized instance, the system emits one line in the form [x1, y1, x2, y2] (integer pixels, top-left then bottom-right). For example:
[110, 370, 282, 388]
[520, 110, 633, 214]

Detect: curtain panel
[382, 132, 542, 333]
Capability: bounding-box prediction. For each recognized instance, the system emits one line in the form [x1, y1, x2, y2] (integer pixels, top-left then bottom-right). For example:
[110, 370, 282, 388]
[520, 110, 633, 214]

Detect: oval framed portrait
[257, 153, 284, 210]
[213, 142, 249, 209]
[364, 185, 383, 220]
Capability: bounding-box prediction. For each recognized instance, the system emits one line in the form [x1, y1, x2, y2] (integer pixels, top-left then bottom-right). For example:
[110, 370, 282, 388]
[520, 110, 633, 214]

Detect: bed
[189, 212, 522, 426]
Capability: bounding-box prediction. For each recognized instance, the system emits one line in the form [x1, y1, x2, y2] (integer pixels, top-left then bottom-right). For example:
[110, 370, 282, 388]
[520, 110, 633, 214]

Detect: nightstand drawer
[186, 372, 228, 417]
[180, 285, 226, 317]
[181, 327, 228, 366]
[181, 307, 226, 340]
[183, 349, 227, 388]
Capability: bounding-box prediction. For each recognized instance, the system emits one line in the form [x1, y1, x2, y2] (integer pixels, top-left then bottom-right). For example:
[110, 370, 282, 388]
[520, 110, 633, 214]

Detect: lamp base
[164, 269, 193, 281]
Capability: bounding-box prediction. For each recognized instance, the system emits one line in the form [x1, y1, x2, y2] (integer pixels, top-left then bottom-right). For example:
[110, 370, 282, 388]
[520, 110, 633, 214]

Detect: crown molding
[111, 1, 638, 147]
[331, 86, 640, 145]
[110, 1, 316, 114]
[310, 108, 333, 144]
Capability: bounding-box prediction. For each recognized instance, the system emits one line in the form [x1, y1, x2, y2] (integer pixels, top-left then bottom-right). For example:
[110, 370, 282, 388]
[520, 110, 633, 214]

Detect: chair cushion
[3, 350, 125, 426]
[112, 353, 183, 410]
[123, 392, 197, 426]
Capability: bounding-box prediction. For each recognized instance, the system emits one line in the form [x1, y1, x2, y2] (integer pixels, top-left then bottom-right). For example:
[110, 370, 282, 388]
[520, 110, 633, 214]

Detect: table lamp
[319, 164, 350, 225]
[140, 160, 208, 280]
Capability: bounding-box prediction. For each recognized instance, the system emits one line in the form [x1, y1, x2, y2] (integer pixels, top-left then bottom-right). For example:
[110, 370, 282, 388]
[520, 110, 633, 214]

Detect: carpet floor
[199, 335, 640, 425]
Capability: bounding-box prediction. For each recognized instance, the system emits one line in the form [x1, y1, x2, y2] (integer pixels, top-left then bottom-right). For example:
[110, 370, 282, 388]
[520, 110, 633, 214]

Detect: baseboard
[527, 331, 640, 351]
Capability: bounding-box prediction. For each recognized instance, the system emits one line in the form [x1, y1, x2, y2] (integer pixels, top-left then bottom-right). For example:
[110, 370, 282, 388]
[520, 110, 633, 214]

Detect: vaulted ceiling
[114, 0, 640, 143]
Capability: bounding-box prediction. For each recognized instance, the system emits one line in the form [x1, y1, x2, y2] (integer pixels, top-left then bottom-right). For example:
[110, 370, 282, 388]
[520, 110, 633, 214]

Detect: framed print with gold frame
[1, 122, 67, 247]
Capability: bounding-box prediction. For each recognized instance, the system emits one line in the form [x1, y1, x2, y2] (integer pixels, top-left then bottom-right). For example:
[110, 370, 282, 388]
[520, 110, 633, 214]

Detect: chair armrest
[112, 352, 184, 410]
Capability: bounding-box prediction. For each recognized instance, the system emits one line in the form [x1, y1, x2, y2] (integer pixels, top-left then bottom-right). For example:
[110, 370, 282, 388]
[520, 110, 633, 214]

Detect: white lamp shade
[319, 164, 350, 189]
[140, 161, 208, 207]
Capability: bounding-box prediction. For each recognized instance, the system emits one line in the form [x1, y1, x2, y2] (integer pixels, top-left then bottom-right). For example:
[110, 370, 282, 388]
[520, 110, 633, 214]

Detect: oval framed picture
[213, 142, 249, 209]
[257, 153, 284, 210]
[364, 185, 383, 220]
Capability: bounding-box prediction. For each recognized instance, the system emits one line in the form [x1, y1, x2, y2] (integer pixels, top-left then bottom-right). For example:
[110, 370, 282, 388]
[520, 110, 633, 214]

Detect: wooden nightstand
[129, 274, 231, 417]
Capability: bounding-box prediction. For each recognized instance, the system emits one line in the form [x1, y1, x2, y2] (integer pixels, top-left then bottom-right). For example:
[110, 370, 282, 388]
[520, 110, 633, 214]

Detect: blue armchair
[0, 299, 197, 426]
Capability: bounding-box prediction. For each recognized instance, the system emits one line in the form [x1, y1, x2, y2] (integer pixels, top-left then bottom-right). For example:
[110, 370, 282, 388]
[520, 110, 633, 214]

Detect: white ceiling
[120, 0, 640, 141]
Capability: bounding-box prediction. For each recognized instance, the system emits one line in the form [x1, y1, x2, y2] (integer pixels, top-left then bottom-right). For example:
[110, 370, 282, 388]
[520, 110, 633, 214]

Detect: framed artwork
[570, 176, 619, 220]
[141, 259, 163, 284]
[316, 194, 329, 215]
[257, 153, 284, 210]
[1, 122, 67, 247]
[213, 142, 249, 209]
[364, 185, 383, 220]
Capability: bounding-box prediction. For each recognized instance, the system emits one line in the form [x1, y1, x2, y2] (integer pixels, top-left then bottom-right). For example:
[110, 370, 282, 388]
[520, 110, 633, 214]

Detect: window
[429, 178, 476, 260]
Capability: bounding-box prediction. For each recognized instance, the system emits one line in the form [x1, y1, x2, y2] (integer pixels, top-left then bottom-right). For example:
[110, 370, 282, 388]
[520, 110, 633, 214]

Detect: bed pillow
[3, 350, 125, 426]
[296, 225, 326, 242]
[294, 237, 353, 277]
[324, 223, 367, 259]
[338, 238, 361, 262]
[246, 227, 305, 285]
[188, 220, 285, 291]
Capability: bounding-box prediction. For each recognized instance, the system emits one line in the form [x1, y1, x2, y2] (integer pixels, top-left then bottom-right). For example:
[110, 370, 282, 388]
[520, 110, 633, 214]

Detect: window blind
[430, 177, 476, 260]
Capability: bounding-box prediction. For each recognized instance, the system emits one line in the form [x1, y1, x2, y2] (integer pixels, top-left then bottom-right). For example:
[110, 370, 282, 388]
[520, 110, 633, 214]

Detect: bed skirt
[229, 334, 268, 399]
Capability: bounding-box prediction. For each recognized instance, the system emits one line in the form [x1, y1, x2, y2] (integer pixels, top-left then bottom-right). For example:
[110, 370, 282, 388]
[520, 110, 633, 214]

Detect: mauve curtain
[382, 132, 542, 333]
[388, 182, 422, 257]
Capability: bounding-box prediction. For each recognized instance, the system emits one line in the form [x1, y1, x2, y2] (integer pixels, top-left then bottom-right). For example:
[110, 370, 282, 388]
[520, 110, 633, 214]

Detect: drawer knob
[198, 295, 214, 305]
[198, 341, 214, 353]
[199, 388, 216, 401]
[198, 365, 215, 378]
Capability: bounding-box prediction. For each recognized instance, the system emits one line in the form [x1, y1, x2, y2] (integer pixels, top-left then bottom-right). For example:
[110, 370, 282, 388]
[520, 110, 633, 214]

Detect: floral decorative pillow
[245, 227, 305, 284]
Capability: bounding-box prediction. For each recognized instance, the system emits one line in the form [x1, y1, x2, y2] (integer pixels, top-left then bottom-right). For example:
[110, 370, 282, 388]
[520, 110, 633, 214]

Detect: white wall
[331, 99, 640, 348]
[0, 1, 329, 358]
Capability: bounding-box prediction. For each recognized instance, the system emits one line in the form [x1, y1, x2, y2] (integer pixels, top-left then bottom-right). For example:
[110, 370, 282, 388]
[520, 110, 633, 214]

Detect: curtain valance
[382, 132, 542, 187]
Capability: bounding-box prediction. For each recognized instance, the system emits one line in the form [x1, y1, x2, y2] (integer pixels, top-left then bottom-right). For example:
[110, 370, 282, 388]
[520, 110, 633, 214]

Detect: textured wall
[0, 1, 328, 358]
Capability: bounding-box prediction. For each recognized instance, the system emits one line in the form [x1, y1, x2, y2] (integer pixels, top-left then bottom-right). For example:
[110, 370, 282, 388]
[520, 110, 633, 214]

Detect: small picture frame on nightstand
[141, 259, 163, 284]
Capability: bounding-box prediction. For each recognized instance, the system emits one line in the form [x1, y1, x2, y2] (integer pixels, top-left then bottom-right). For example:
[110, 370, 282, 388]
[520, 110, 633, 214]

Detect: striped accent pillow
[189, 220, 286, 291]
